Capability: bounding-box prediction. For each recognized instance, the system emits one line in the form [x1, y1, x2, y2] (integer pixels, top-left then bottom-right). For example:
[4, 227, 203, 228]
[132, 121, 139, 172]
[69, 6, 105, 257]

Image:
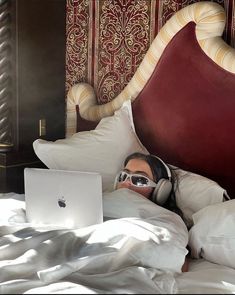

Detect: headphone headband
[153, 155, 171, 180]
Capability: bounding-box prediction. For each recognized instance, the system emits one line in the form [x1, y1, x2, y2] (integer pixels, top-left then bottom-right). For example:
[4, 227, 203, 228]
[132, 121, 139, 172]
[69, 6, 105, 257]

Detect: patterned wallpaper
[66, 0, 235, 104]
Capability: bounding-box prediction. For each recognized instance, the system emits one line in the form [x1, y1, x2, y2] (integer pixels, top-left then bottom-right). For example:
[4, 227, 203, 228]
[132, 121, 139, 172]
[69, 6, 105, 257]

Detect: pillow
[188, 199, 235, 269]
[170, 166, 226, 228]
[33, 100, 148, 192]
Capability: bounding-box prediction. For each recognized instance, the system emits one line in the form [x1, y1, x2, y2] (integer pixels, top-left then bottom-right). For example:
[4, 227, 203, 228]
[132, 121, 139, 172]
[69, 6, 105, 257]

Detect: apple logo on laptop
[58, 197, 66, 208]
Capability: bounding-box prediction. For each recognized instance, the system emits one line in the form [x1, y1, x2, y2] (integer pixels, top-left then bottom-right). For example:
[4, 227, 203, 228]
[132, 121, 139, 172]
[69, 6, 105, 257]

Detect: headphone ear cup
[152, 179, 172, 205]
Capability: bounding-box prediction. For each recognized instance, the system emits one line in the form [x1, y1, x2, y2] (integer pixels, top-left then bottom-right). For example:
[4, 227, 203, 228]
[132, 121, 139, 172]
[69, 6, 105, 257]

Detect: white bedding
[0, 190, 235, 294]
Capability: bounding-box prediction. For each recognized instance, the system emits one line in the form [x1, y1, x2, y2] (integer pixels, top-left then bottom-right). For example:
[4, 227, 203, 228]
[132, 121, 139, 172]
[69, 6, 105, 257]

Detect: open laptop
[24, 168, 103, 229]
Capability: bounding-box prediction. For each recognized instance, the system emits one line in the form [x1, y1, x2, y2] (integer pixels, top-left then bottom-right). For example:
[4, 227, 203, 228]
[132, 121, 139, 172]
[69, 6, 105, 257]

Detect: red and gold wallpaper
[66, 0, 235, 104]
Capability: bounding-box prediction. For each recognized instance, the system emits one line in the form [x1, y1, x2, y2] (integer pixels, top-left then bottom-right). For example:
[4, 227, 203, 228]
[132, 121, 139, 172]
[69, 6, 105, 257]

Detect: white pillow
[188, 199, 235, 269]
[33, 100, 148, 192]
[170, 166, 226, 228]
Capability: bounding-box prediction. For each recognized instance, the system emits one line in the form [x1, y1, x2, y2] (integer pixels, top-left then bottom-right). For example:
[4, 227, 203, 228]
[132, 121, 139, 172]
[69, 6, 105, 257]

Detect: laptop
[24, 168, 103, 229]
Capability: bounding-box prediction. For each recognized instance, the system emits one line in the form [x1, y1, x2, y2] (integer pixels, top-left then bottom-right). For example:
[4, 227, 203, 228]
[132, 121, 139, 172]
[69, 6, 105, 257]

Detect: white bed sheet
[175, 258, 235, 294]
[0, 191, 235, 294]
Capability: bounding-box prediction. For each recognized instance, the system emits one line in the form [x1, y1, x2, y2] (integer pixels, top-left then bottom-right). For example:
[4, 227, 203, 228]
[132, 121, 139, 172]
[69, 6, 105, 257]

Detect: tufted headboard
[66, 2, 235, 198]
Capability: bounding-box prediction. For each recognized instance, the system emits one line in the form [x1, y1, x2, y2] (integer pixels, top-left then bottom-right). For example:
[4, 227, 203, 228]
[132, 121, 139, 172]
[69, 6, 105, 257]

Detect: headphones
[113, 155, 172, 206]
[151, 156, 172, 206]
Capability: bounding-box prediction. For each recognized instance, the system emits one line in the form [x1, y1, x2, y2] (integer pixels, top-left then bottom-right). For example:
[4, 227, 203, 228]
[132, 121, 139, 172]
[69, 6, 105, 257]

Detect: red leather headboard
[132, 22, 235, 197]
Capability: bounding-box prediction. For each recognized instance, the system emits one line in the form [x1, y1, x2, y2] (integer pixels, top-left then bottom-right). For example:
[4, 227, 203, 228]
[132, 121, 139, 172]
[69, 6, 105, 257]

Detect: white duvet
[0, 189, 235, 294]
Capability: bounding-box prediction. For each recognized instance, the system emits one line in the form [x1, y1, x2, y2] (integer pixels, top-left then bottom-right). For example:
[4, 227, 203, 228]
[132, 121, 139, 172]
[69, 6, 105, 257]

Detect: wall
[66, 0, 235, 104]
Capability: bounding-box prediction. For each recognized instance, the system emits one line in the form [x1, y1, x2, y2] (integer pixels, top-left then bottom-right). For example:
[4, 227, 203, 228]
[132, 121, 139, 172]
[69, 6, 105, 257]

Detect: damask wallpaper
[66, 0, 235, 104]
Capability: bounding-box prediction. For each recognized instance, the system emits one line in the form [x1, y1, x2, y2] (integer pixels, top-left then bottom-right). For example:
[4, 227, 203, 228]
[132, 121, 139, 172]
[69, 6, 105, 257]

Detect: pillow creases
[188, 199, 235, 269]
[169, 166, 226, 228]
[33, 100, 148, 192]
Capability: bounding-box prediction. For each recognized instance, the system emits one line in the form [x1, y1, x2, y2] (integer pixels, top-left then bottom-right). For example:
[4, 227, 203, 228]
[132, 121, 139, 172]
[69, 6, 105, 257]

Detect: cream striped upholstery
[66, 1, 235, 138]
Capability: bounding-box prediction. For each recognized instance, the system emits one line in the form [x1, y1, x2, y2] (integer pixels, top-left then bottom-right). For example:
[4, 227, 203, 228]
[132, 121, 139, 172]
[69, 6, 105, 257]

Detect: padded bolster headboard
[66, 1, 235, 197]
[132, 21, 235, 197]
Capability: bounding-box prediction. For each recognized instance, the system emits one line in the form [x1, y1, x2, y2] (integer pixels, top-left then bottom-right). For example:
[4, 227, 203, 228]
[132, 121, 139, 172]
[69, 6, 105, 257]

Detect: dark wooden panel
[0, 148, 47, 193]
[16, 0, 66, 148]
[0, 0, 66, 193]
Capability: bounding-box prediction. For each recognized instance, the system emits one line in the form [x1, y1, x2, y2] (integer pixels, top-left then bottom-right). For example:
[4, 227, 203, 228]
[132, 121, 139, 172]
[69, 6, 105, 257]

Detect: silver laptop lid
[24, 168, 103, 229]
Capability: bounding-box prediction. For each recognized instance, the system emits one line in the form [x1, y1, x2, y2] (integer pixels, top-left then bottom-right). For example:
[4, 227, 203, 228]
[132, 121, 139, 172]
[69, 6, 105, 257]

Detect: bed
[1, 1, 235, 294]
